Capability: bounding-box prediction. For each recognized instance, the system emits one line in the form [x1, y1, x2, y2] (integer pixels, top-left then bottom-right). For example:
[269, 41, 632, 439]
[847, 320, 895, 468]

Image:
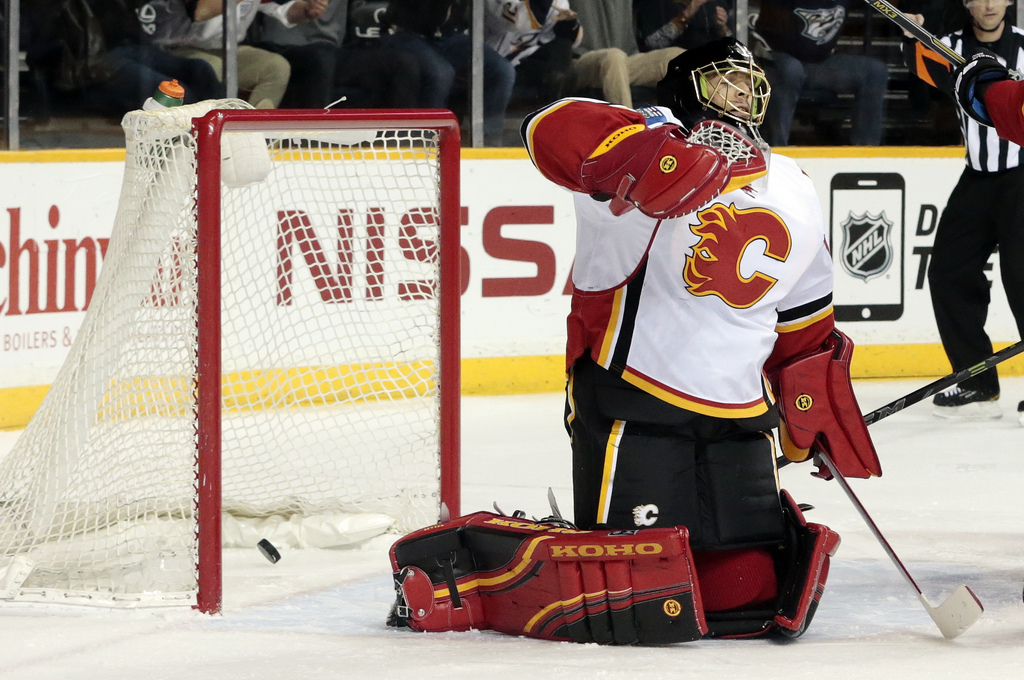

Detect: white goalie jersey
[524, 99, 836, 419]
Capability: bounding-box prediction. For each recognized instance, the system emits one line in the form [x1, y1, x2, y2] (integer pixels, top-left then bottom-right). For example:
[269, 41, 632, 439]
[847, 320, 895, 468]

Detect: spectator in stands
[94, 0, 224, 112]
[751, 0, 889, 145]
[137, 0, 328, 108]
[484, 0, 582, 104]
[634, 0, 734, 52]
[382, 0, 515, 146]
[250, 0, 420, 108]
[24, 0, 222, 117]
[571, 0, 683, 108]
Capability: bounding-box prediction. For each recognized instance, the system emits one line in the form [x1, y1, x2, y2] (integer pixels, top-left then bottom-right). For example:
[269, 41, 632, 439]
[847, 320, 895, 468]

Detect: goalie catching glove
[581, 124, 731, 218]
[523, 99, 766, 219]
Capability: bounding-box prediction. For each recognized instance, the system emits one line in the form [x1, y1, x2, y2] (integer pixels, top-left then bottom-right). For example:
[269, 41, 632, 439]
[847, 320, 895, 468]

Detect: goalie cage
[0, 101, 461, 613]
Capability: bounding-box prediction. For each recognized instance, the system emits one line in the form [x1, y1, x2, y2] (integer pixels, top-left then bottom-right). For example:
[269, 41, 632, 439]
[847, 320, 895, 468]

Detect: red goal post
[0, 105, 461, 614]
[193, 109, 462, 613]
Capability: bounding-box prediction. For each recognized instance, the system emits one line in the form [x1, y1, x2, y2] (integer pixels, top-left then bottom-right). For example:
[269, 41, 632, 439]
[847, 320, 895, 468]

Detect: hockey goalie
[387, 38, 882, 644]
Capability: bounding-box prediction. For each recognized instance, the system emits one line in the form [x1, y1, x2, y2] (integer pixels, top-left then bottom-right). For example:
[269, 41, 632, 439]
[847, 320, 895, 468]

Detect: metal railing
[3, 0, 19, 150]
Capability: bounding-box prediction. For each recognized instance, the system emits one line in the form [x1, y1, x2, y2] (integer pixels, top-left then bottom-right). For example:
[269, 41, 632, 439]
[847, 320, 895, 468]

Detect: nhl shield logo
[839, 211, 894, 281]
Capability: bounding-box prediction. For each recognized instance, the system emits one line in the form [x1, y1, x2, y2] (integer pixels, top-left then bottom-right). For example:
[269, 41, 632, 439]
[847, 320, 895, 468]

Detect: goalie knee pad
[700, 490, 841, 639]
[387, 512, 708, 645]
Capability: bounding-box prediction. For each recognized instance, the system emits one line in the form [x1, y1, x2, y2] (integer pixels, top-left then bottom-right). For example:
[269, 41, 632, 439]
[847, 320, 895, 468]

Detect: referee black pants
[929, 166, 1024, 393]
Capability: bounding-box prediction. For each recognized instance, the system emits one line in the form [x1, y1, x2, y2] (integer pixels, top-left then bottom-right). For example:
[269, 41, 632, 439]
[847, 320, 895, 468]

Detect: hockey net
[0, 102, 461, 611]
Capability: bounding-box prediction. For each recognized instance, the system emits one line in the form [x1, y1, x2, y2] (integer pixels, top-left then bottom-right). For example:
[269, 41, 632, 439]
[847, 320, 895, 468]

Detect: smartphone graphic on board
[829, 173, 905, 322]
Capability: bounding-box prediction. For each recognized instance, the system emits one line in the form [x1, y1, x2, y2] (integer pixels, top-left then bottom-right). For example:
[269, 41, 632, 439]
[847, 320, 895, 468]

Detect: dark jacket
[382, 0, 454, 37]
[756, 0, 850, 63]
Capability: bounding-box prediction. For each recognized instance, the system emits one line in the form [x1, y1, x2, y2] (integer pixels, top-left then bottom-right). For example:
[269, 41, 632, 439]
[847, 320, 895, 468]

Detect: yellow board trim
[90, 361, 437, 422]
[0, 149, 126, 163]
[0, 146, 968, 164]
[2, 344, 1023, 430]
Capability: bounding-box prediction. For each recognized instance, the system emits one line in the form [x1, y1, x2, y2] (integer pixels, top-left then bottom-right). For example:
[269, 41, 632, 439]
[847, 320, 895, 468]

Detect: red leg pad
[693, 548, 778, 612]
[388, 512, 708, 644]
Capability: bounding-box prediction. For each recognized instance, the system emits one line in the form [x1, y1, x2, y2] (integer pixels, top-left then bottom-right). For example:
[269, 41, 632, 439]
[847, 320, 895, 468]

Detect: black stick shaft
[860, 0, 964, 66]
[862, 340, 1024, 426]
[818, 451, 924, 594]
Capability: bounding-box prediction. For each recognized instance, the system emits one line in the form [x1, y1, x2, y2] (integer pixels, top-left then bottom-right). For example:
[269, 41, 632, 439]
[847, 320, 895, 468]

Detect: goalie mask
[657, 38, 771, 135]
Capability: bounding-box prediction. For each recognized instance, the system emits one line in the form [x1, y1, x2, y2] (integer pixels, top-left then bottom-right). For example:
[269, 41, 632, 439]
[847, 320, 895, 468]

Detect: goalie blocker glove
[386, 493, 840, 644]
[771, 329, 882, 479]
[952, 49, 1011, 126]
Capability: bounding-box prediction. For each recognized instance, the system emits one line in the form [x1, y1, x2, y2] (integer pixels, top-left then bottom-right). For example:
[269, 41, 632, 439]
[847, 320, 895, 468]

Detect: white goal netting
[0, 101, 458, 608]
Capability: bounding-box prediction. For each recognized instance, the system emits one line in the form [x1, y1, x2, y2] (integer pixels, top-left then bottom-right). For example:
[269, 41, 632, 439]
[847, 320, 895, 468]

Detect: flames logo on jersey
[683, 204, 792, 308]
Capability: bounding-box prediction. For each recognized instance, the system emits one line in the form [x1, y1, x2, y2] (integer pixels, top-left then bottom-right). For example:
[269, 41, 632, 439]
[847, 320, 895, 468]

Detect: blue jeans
[762, 51, 888, 146]
[383, 30, 516, 146]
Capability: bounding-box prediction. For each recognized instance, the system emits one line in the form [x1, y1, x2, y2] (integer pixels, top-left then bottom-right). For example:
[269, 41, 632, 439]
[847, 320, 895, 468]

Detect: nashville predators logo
[683, 203, 792, 308]
[660, 155, 678, 173]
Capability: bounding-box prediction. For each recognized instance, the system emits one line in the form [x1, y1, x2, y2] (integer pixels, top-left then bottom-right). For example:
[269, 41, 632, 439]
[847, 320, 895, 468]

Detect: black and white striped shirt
[941, 25, 1024, 172]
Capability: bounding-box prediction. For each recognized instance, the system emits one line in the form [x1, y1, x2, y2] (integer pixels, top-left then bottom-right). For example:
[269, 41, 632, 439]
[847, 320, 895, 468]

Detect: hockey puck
[257, 539, 281, 564]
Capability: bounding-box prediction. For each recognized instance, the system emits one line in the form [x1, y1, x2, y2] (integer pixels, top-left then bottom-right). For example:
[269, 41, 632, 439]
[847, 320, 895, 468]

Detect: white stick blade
[922, 585, 984, 639]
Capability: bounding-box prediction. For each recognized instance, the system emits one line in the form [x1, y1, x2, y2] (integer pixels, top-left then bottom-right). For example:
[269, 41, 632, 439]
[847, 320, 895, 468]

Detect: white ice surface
[1, 377, 1023, 680]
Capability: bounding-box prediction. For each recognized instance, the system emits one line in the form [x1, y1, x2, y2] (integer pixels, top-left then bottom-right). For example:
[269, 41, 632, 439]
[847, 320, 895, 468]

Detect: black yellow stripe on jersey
[777, 293, 834, 332]
[604, 259, 648, 373]
[620, 368, 770, 418]
[595, 419, 625, 524]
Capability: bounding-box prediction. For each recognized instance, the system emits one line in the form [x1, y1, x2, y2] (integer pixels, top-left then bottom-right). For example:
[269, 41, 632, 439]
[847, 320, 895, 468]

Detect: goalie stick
[775, 342, 1024, 637]
[816, 451, 983, 640]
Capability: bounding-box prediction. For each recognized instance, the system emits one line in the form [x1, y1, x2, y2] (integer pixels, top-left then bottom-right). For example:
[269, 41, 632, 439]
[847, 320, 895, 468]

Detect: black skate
[932, 386, 1001, 420]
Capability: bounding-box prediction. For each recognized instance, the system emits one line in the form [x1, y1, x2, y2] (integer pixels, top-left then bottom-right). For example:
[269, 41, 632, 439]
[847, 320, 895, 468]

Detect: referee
[904, 0, 1024, 423]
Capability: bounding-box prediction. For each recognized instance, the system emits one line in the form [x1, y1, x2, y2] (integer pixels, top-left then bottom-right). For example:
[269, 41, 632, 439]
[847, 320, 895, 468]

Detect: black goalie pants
[565, 357, 786, 551]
